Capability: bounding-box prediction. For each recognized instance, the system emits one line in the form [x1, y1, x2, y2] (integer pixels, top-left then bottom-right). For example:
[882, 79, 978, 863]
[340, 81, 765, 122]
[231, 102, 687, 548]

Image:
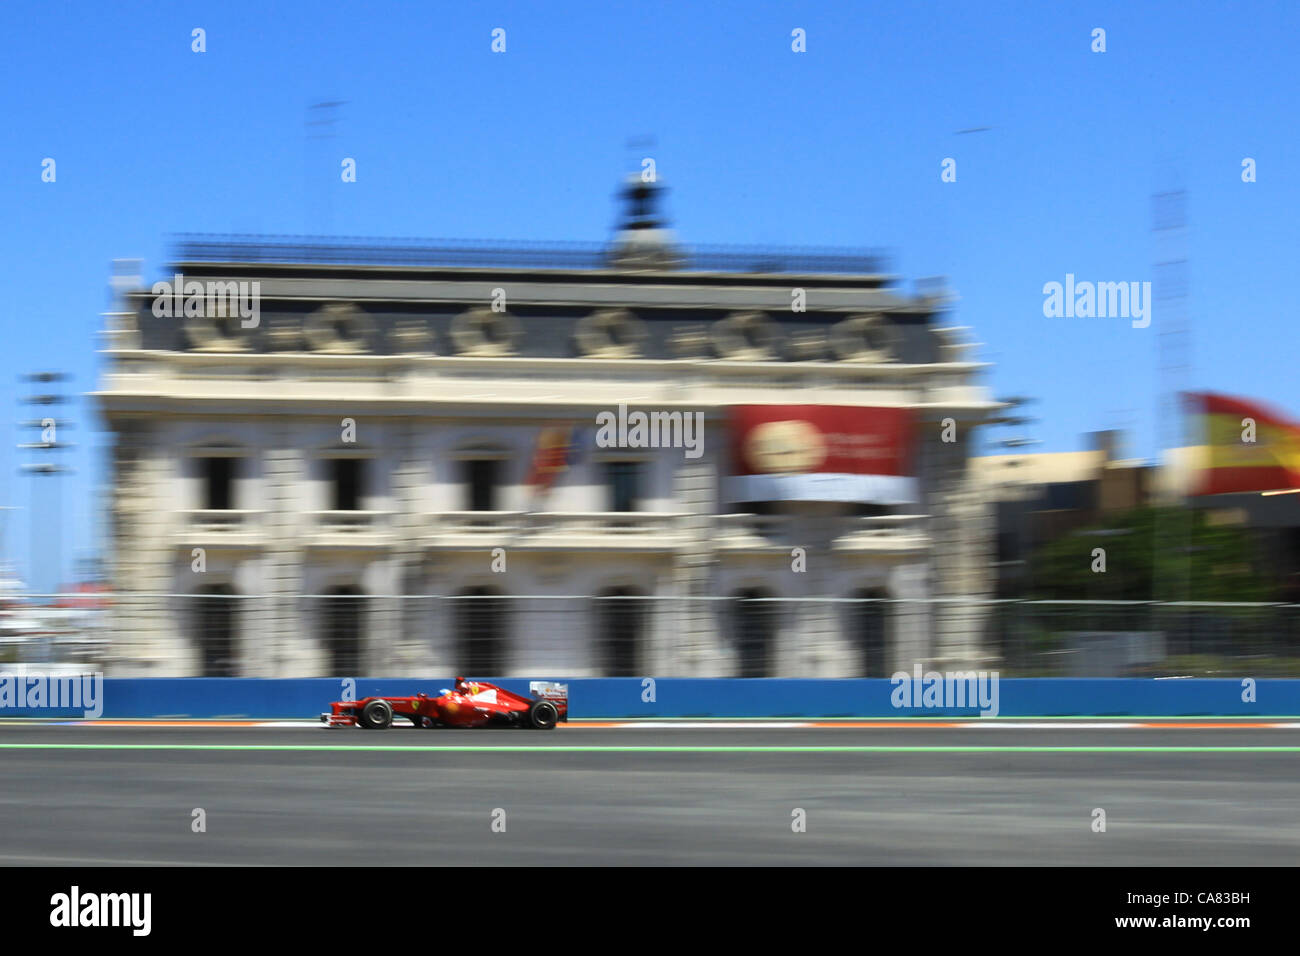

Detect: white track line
[959, 722, 1141, 729]
[600, 721, 814, 729]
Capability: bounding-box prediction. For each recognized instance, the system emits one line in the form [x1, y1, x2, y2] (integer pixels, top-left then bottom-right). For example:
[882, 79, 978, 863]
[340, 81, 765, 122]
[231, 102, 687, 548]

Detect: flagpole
[1153, 180, 1192, 652]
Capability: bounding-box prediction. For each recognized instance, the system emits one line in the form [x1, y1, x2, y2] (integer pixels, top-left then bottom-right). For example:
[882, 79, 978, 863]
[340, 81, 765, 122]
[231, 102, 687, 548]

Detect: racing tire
[528, 699, 559, 730]
[359, 699, 394, 730]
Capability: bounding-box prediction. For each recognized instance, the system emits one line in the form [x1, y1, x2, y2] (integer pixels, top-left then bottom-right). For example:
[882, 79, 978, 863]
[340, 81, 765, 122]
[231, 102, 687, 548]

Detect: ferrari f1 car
[321, 679, 568, 730]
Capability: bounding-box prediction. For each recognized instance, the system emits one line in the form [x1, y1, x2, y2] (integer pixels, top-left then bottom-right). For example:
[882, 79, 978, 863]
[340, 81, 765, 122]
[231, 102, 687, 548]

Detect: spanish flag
[1186, 392, 1300, 495]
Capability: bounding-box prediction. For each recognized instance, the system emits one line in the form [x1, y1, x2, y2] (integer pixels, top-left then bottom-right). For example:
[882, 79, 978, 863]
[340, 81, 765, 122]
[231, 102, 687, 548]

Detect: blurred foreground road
[0, 721, 1296, 865]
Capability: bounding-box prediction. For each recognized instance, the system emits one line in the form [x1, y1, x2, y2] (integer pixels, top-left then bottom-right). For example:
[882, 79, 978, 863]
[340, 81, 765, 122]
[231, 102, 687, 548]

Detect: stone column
[670, 438, 718, 676]
[923, 426, 993, 668]
[112, 424, 179, 675]
[794, 515, 839, 677]
[108, 423, 148, 675]
[389, 420, 427, 676]
[261, 425, 304, 676]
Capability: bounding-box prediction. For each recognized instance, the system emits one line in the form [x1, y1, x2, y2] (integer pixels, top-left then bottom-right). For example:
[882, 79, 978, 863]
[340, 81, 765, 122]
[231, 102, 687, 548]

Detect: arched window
[732, 588, 776, 677]
[187, 441, 245, 512]
[596, 587, 650, 676]
[454, 586, 508, 675]
[315, 449, 372, 513]
[322, 585, 365, 676]
[849, 588, 891, 677]
[194, 585, 239, 677]
[450, 441, 512, 513]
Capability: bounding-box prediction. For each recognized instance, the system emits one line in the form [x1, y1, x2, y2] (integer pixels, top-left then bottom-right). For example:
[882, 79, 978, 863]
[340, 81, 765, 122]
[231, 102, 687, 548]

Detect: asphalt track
[1, 719, 1298, 865]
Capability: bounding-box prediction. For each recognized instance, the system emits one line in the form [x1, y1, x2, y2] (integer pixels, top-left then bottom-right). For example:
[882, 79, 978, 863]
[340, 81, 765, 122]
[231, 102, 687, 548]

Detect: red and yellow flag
[1186, 392, 1300, 495]
[526, 424, 575, 493]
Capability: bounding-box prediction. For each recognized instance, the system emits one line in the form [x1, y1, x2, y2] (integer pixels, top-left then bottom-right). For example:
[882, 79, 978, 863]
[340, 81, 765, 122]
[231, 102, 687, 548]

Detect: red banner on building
[727, 405, 917, 504]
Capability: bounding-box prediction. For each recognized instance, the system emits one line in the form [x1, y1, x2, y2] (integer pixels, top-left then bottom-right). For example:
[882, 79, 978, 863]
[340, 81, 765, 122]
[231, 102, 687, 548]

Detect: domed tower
[606, 175, 685, 271]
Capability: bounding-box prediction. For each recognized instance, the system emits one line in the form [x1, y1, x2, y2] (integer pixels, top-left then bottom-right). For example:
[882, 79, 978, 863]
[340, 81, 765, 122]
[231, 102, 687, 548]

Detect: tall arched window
[322, 585, 365, 675]
[732, 588, 776, 677]
[849, 588, 890, 677]
[194, 585, 239, 676]
[596, 587, 650, 676]
[454, 586, 508, 675]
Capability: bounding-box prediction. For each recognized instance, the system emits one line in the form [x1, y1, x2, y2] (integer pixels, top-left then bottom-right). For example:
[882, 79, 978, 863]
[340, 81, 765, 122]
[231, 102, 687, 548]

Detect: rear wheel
[359, 699, 394, 730]
[528, 699, 559, 730]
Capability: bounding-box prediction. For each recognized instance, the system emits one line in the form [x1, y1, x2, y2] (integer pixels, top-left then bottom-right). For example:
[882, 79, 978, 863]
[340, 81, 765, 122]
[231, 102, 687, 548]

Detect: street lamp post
[18, 372, 74, 597]
[990, 396, 1041, 669]
[992, 396, 1041, 598]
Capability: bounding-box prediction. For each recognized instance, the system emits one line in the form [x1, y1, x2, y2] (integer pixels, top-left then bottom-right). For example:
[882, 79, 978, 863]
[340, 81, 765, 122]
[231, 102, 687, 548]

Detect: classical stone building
[94, 180, 1000, 678]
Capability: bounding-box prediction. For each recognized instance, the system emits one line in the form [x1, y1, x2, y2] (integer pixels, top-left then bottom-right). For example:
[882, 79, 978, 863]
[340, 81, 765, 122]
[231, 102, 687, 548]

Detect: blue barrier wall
[0, 676, 1292, 718]
[556, 678, 1295, 718]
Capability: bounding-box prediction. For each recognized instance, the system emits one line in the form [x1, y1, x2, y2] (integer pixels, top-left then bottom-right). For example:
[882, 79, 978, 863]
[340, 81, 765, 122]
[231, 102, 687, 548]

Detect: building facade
[94, 182, 1000, 678]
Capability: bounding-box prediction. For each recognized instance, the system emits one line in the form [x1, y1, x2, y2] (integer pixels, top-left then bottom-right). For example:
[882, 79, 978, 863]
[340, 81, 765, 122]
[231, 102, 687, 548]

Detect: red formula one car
[321, 678, 568, 730]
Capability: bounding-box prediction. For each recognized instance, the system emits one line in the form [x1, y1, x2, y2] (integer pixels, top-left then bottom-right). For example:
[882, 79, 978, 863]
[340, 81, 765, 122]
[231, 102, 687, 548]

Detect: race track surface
[1, 719, 1297, 866]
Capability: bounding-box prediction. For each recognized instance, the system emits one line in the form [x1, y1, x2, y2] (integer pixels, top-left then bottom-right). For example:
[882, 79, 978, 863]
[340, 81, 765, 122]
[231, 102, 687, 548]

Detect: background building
[974, 429, 1154, 598]
[976, 431, 1300, 601]
[93, 181, 1001, 678]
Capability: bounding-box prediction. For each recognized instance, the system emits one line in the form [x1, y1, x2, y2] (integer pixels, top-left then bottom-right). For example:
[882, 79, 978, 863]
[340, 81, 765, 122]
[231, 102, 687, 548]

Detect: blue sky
[2, 0, 1297, 589]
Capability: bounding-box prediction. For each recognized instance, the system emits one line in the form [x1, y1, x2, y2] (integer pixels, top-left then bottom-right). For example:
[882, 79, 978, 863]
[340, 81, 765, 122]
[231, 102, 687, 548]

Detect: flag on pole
[1185, 391, 1300, 495]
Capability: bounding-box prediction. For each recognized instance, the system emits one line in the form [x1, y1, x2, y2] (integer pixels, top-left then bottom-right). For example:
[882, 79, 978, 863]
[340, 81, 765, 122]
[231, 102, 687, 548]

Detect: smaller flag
[527, 424, 577, 494]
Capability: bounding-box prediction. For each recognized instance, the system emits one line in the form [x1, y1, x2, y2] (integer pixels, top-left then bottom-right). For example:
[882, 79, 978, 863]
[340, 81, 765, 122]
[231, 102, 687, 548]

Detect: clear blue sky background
[2, 0, 1297, 590]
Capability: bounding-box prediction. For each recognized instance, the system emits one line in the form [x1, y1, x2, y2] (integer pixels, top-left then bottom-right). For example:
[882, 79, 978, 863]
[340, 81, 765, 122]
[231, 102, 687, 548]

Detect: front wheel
[528, 699, 559, 730]
[359, 699, 394, 730]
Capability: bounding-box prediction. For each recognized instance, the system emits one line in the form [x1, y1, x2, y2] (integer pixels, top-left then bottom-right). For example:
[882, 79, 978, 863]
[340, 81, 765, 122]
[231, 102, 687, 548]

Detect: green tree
[1030, 506, 1270, 602]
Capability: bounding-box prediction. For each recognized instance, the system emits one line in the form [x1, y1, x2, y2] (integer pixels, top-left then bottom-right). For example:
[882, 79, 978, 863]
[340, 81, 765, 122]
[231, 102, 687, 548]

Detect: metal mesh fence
[991, 600, 1300, 677]
[5, 594, 1300, 678]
